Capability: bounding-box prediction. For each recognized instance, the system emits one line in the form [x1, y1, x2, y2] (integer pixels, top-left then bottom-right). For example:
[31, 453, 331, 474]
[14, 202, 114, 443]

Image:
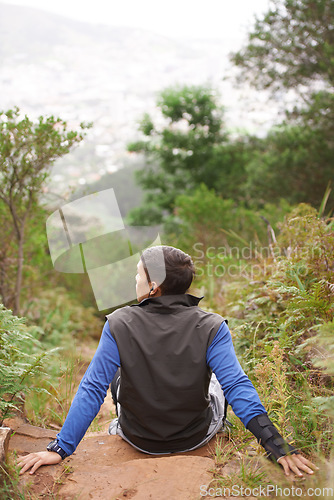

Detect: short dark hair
[140, 246, 195, 295]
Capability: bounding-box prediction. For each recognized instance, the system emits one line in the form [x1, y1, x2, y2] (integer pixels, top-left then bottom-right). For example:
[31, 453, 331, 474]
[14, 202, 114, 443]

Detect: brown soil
[5, 394, 236, 500]
[4, 346, 244, 499]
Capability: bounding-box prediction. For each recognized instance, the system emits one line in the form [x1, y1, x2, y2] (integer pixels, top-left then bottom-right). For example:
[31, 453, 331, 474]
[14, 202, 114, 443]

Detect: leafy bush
[173, 184, 291, 252]
[168, 184, 292, 307]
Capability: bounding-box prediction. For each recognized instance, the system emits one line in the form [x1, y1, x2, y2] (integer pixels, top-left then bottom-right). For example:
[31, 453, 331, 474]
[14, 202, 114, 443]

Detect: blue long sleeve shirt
[57, 320, 266, 456]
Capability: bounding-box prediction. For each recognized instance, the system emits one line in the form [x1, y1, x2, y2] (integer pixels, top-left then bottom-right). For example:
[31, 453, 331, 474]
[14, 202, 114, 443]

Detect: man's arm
[206, 321, 266, 425]
[18, 321, 120, 475]
[207, 321, 318, 476]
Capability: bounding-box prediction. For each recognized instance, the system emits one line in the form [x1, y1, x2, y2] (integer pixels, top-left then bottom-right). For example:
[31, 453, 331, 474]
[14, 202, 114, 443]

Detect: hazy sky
[1, 0, 270, 41]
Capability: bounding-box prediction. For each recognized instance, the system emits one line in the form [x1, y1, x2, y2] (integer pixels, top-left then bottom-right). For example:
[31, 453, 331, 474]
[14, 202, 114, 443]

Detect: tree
[243, 94, 334, 209]
[230, 0, 334, 210]
[127, 85, 231, 225]
[0, 108, 89, 315]
[231, 0, 334, 95]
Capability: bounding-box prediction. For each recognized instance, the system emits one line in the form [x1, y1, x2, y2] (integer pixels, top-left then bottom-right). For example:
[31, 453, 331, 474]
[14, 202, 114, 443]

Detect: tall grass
[22, 287, 103, 427]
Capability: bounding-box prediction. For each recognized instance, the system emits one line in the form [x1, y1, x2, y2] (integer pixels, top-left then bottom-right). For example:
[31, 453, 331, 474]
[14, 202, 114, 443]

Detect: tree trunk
[14, 228, 24, 316]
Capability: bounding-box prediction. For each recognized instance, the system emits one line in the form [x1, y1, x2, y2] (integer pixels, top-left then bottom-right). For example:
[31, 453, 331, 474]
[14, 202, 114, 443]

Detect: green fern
[0, 304, 56, 425]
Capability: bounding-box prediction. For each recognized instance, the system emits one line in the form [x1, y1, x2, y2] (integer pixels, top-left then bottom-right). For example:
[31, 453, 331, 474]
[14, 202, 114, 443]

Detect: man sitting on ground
[18, 246, 318, 478]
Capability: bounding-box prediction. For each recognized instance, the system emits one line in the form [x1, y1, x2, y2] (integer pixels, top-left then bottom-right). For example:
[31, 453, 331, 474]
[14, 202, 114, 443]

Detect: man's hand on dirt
[277, 453, 319, 477]
[17, 451, 62, 475]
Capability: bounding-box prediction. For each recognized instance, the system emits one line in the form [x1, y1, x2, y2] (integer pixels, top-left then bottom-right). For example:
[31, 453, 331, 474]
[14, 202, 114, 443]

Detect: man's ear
[149, 282, 160, 296]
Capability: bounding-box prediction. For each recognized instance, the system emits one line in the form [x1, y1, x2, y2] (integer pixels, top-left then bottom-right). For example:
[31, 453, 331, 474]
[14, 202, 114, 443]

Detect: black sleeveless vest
[106, 294, 224, 453]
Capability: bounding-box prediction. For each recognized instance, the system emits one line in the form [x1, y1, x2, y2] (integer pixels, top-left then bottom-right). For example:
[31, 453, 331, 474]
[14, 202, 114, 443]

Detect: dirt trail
[5, 345, 244, 499]
[6, 395, 233, 500]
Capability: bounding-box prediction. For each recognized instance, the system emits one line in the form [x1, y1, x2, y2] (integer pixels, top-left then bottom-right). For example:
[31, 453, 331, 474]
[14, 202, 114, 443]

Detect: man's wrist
[46, 439, 68, 460]
[246, 413, 299, 462]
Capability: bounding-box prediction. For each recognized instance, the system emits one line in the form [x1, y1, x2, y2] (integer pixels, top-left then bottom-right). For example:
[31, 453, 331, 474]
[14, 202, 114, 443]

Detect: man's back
[107, 294, 224, 453]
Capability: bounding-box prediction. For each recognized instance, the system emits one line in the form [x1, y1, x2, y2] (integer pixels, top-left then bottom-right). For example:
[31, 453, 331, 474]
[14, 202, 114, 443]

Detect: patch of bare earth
[4, 345, 244, 499]
[5, 394, 239, 500]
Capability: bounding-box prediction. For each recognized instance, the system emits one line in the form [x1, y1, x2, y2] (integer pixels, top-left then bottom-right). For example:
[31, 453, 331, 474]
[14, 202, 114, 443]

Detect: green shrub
[174, 183, 291, 252]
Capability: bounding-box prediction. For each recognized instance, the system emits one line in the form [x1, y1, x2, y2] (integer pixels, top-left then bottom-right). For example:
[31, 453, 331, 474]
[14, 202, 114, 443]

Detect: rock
[8, 422, 56, 455]
[57, 434, 216, 500]
[3, 415, 27, 431]
[0, 426, 12, 464]
[59, 453, 213, 500]
[12, 423, 56, 440]
[8, 422, 222, 499]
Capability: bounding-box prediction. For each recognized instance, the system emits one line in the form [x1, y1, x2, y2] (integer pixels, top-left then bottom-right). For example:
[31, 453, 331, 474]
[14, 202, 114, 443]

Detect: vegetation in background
[0, 107, 90, 315]
[230, 0, 334, 210]
[127, 85, 241, 225]
[231, 0, 333, 95]
[128, 85, 333, 224]
[243, 121, 333, 208]
[127, 0, 333, 225]
[172, 184, 291, 249]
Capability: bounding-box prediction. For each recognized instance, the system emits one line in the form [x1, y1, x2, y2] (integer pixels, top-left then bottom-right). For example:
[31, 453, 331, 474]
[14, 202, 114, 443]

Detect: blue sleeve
[207, 321, 266, 427]
[56, 321, 120, 455]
